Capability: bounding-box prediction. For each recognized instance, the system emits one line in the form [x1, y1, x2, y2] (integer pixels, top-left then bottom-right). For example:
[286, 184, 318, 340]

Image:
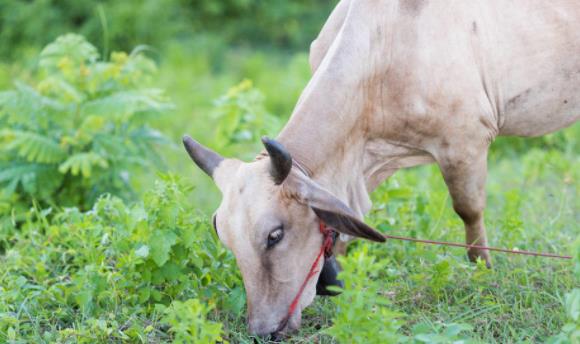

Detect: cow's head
[183, 135, 384, 337]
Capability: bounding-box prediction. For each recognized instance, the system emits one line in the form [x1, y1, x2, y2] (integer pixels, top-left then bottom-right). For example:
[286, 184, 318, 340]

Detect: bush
[325, 245, 406, 343]
[326, 243, 481, 343]
[212, 79, 281, 157]
[0, 174, 240, 343]
[0, 34, 173, 214]
[162, 299, 225, 344]
[0, 0, 336, 60]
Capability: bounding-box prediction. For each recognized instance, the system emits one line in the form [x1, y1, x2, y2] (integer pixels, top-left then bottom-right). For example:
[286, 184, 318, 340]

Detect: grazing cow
[183, 0, 580, 338]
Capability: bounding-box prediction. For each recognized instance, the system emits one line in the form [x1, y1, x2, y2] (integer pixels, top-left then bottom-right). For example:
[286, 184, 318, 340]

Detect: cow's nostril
[251, 328, 283, 342]
[267, 332, 283, 342]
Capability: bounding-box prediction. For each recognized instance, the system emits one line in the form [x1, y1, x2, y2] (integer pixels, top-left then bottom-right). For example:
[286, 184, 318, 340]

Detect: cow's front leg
[437, 146, 491, 267]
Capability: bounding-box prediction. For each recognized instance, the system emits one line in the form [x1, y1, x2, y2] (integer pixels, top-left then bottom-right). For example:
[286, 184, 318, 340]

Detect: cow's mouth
[316, 255, 343, 296]
[264, 331, 285, 342]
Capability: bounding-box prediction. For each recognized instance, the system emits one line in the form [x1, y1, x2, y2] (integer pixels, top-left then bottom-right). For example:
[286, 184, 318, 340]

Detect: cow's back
[486, 0, 580, 136]
[278, 0, 579, 181]
[369, 0, 580, 150]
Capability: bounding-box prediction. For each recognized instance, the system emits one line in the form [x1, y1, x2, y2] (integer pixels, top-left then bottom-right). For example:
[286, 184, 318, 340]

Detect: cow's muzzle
[316, 255, 343, 296]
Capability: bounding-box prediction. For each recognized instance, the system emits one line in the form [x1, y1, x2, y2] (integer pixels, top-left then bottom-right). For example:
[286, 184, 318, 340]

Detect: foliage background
[0, 1, 578, 343]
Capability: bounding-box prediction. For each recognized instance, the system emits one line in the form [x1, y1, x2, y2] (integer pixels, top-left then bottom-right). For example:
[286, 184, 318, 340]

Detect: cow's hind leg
[437, 145, 491, 267]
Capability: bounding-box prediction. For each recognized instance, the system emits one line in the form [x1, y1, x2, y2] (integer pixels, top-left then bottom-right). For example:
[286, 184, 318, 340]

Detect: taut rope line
[382, 233, 572, 259]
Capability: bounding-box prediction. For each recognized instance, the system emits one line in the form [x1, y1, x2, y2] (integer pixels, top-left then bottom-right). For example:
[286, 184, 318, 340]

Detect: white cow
[183, 0, 580, 338]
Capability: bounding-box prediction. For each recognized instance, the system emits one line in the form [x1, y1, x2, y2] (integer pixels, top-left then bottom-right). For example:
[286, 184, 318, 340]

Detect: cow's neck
[286, 134, 372, 217]
[276, 28, 435, 216]
[276, 72, 374, 216]
[276, 76, 433, 217]
[279, 116, 433, 219]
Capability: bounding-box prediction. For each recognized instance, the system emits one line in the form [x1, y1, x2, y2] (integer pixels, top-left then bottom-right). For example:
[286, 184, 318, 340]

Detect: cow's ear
[311, 206, 385, 242]
[285, 173, 385, 242]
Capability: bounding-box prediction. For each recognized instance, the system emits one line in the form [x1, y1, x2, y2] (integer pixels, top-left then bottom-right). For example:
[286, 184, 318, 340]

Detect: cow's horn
[261, 137, 292, 185]
[182, 135, 224, 177]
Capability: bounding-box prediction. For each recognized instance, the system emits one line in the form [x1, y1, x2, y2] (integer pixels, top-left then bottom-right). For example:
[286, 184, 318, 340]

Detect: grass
[208, 123, 578, 342]
[1, 40, 578, 343]
[366, 139, 578, 342]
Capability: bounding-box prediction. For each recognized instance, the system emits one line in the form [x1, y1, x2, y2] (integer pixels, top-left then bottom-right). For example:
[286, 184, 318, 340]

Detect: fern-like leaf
[4, 131, 66, 164]
[0, 83, 65, 129]
[59, 152, 109, 178]
[39, 33, 99, 71]
[81, 89, 174, 121]
[0, 162, 62, 197]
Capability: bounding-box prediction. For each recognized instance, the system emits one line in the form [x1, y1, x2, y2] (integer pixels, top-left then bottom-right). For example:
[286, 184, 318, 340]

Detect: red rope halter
[277, 221, 334, 332]
[275, 221, 571, 333]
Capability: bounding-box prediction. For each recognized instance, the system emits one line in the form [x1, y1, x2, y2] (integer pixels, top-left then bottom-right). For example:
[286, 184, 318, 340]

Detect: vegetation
[0, 2, 578, 343]
[0, 175, 240, 342]
[0, 34, 172, 215]
[0, 0, 335, 59]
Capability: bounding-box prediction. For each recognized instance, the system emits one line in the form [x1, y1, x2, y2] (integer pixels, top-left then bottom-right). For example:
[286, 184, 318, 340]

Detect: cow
[182, 0, 580, 338]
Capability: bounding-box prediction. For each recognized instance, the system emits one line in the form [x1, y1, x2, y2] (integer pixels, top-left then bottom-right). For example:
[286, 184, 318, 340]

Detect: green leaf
[38, 76, 85, 103]
[81, 89, 173, 121]
[0, 82, 65, 127]
[0, 162, 63, 197]
[5, 130, 66, 163]
[162, 299, 224, 344]
[135, 245, 150, 258]
[58, 152, 109, 177]
[566, 289, 580, 322]
[149, 230, 178, 267]
[160, 261, 182, 281]
[39, 33, 99, 70]
[138, 287, 151, 304]
[443, 323, 473, 337]
[224, 286, 246, 314]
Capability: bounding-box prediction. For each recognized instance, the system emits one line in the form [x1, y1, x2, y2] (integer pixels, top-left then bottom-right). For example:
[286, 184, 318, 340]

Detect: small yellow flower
[111, 51, 128, 64]
[80, 64, 90, 77]
[57, 57, 72, 72]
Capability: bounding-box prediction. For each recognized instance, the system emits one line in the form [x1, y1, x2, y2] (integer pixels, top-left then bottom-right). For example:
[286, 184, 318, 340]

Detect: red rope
[382, 234, 572, 259]
[277, 221, 334, 332]
[276, 222, 571, 332]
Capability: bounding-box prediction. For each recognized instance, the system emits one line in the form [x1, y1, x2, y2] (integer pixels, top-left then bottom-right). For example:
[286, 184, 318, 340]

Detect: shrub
[0, 174, 240, 342]
[411, 322, 479, 343]
[326, 244, 481, 344]
[0, 0, 336, 60]
[162, 299, 225, 344]
[212, 79, 281, 157]
[0, 34, 173, 214]
[325, 245, 406, 343]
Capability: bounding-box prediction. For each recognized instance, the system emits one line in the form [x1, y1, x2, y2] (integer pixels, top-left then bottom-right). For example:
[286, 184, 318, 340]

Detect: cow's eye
[267, 227, 284, 248]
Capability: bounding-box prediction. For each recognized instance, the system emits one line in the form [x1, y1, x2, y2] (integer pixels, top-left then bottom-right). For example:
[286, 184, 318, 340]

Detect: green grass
[202, 115, 578, 342]
[1, 40, 578, 343]
[212, 134, 578, 342]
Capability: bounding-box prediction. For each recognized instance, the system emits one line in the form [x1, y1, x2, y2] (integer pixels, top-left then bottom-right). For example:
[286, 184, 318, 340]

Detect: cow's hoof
[468, 249, 492, 268]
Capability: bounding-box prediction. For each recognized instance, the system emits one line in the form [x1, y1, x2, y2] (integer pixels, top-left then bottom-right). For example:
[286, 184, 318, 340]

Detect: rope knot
[319, 221, 335, 258]
[278, 220, 336, 332]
